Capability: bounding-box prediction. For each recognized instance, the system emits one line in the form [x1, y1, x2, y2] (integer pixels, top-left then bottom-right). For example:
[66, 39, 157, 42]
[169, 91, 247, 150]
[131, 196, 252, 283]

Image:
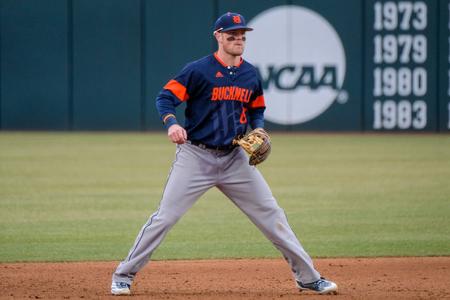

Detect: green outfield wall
[0, 0, 448, 131]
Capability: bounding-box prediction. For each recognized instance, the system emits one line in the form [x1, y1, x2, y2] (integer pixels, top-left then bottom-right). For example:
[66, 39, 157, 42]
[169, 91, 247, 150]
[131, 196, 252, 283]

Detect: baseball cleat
[297, 277, 338, 295]
[111, 281, 131, 295]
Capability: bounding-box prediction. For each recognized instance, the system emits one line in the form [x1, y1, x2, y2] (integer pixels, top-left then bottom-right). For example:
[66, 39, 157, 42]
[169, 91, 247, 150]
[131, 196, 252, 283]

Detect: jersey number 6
[240, 107, 248, 124]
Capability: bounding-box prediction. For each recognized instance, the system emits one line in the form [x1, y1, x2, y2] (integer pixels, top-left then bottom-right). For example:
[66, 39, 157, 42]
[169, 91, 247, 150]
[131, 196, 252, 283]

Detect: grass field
[0, 132, 449, 262]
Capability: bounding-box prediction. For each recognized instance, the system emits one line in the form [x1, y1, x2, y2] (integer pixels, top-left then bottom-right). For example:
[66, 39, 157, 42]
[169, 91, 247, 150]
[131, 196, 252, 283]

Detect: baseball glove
[233, 128, 271, 166]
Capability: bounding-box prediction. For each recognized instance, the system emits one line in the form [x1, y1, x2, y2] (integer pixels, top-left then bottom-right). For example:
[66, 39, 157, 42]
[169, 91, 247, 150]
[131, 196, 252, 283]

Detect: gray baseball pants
[112, 142, 321, 284]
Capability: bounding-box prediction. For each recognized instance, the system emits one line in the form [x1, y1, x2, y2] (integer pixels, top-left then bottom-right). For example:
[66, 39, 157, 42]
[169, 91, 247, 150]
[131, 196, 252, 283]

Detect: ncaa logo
[246, 6, 347, 125]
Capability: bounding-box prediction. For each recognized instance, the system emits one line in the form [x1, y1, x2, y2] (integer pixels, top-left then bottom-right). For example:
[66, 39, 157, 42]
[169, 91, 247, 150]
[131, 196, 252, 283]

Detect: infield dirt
[1, 257, 449, 299]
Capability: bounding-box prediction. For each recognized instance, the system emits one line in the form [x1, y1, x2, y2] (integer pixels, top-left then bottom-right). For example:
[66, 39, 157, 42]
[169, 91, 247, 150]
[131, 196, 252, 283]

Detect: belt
[189, 140, 237, 151]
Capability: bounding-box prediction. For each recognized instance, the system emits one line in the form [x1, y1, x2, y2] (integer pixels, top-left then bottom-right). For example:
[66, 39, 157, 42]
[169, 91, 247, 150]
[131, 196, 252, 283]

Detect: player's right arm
[156, 89, 186, 144]
[167, 123, 187, 144]
[156, 64, 196, 144]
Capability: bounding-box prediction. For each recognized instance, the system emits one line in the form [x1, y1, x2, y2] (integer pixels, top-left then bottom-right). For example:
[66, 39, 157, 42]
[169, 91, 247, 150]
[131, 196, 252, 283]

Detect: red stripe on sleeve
[249, 95, 265, 108]
[164, 79, 189, 102]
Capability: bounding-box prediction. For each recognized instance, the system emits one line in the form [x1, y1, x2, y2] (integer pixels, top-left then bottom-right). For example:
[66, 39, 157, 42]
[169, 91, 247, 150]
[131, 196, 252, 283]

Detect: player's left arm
[248, 78, 266, 129]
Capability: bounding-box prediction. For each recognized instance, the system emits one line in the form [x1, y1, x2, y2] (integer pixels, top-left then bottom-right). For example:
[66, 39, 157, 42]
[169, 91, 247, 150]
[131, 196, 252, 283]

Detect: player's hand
[167, 124, 187, 144]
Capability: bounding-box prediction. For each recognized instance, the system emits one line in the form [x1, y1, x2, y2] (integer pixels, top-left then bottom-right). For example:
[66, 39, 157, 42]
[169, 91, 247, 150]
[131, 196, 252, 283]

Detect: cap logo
[232, 16, 241, 24]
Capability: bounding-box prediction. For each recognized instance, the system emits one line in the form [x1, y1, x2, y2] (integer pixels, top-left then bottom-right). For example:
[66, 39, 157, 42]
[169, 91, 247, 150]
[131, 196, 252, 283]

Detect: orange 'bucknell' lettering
[211, 86, 253, 103]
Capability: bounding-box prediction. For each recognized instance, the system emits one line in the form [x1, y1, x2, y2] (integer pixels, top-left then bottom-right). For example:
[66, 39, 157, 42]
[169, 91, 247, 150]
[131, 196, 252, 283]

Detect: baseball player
[111, 12, 337, 295]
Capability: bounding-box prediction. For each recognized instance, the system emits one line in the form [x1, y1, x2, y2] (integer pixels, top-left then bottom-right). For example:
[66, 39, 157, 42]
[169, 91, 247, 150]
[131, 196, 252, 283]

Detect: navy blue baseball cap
[213, 12, 253, 33]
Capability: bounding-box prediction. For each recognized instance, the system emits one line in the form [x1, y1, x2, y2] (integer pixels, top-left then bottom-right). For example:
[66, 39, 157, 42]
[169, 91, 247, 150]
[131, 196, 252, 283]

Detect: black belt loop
[189, 140, 236, 151]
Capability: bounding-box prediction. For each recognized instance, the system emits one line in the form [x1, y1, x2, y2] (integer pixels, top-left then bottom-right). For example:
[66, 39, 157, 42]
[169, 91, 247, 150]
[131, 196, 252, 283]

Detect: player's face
[220, 29, 246, 56]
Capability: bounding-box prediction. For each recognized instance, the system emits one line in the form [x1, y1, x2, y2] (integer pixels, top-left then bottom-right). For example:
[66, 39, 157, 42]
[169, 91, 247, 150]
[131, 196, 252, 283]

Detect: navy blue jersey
[156, 53, 265, 147]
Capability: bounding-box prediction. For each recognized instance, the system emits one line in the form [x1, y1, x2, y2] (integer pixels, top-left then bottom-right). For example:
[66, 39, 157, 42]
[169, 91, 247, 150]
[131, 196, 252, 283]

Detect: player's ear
[214, 31, 222, 43]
